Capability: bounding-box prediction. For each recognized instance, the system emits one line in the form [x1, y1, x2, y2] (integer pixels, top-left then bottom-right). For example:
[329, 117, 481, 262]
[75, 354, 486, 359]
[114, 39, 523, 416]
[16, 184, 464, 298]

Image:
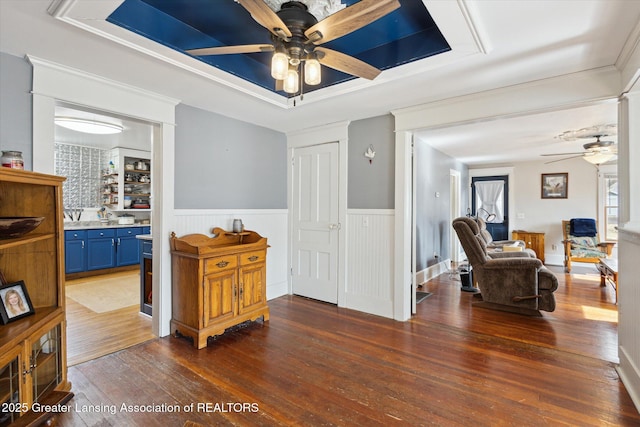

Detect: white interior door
[291, 142, 339, 303]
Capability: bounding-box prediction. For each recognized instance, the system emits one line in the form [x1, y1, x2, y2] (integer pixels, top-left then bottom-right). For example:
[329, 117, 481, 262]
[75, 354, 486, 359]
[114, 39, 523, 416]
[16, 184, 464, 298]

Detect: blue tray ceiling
[107, 0, 450, 95]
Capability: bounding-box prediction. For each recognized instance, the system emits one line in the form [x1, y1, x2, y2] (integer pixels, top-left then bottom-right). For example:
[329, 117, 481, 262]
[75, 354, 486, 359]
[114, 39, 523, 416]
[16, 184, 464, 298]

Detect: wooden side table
[512, 230, 545, 263]
[598, 258, 618, 303]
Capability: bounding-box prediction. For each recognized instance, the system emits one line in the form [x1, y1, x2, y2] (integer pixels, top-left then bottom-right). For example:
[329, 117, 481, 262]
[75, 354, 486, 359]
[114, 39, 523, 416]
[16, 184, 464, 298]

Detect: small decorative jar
[232, 219, 243, 233]
[1, 151, 24, 169]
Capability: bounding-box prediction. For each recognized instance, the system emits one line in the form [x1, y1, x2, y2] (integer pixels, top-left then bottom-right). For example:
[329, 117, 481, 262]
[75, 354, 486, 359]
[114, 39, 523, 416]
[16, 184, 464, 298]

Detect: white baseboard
[617, 346, 640, 413]
[544, 254, 564, 266]
[417, 259, 452, 285]
[267, 280, 288, 300]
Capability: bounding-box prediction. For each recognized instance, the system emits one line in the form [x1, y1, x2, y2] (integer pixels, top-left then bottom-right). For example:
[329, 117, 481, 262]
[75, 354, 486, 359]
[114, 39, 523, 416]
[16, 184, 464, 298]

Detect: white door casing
[291, 142, 340, 303]
[450, 169, 462, 262]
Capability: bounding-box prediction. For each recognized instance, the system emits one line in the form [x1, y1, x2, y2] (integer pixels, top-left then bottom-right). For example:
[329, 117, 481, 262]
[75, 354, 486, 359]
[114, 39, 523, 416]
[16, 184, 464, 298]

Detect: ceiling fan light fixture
[284, 68, 299, 93]
[55, 117, 123, 135]
[271, 51, 289, 80]
[304, 58, 321, 85]
[583, 152, 616, 165]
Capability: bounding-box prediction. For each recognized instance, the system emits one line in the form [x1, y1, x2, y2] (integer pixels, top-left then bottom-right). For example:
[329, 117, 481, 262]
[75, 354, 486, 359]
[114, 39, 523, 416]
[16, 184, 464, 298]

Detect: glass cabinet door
[0, 347, 22, 426]
[30, 323, 62, 403]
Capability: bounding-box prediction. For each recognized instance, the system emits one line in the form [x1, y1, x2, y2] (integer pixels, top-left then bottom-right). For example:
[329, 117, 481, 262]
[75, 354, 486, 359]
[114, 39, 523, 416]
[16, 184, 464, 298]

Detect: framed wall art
[541, 173, 568, 199]
[0, 280, 35, 324]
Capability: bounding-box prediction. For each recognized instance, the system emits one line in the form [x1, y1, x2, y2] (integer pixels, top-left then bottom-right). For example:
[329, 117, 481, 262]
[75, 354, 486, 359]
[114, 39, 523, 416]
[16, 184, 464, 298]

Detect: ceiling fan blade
[544, 154, 584, 164]
[305, 0, 400, 45]
[316, 47, 381, 80]
[237, 0, 292, 38]
[186, 44, 274, 56]
[540, 152, 585, 156]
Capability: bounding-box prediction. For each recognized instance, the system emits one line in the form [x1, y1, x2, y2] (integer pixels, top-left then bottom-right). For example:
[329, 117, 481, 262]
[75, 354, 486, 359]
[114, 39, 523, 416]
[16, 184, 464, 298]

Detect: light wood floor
[56, 265, 638, 426]
[66, 271, 156, 366]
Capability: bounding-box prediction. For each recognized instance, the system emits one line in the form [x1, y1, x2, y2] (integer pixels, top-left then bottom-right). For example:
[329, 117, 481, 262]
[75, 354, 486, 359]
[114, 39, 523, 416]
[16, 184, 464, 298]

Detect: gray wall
[348, 114, 395, 209]
[415, 140, 469, 270]
[174, 104, 287, 209]
[0, 52, 32, 169]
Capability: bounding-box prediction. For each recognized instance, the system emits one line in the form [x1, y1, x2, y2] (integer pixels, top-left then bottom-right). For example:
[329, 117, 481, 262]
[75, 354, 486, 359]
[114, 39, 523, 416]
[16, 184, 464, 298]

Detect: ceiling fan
[541, 135, 618, 164]
[185, 0, 400, 94]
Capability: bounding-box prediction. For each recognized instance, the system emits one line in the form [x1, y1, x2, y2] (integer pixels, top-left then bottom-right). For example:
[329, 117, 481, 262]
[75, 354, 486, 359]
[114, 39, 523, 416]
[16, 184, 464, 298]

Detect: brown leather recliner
[475, 217, 537, 258]
[452, 217, 558, 314]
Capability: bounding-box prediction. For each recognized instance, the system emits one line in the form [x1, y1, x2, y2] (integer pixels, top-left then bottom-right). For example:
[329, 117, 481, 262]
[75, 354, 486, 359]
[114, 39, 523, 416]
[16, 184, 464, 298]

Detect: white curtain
[475, 180, 504, 223]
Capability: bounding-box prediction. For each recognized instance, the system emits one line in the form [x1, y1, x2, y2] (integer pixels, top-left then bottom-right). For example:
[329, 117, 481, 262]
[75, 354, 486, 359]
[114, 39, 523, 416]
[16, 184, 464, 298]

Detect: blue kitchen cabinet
[64, 230, 87, 273]
[87, 228, 116, 270]
[66, 226, 146, 273]
[116, 227, 143, 266]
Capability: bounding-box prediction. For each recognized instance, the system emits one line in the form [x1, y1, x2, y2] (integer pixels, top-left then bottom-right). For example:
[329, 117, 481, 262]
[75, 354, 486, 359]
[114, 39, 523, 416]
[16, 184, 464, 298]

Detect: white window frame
[598, 164, 618, 242]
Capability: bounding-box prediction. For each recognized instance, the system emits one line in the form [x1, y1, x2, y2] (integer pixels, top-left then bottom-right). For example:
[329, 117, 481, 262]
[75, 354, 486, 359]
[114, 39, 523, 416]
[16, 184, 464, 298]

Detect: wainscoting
[172, 209, 289, 299]
[618, 225, 640, 411]
[346, 209, 395, 318]
[173, 209, 397, 319]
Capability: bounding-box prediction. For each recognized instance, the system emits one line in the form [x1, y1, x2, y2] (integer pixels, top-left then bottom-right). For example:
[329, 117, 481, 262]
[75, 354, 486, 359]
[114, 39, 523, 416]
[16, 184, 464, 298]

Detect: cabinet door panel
[117, 236, 140, 266]
[65, 239, 86, 273]
[239, 264, 266, 314]
[0, 345, 23, 425]
[204, 270, 237, 326]
[87, 238, 115, 270]
[29, 323, 63, 403]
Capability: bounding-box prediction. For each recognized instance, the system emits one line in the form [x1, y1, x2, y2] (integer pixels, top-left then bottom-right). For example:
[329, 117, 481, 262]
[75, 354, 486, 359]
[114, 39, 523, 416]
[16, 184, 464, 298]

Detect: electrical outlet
[552, 244, 557, 251]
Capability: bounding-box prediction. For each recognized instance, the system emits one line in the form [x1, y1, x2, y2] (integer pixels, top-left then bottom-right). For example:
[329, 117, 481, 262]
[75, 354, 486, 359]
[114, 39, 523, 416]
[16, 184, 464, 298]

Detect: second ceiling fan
[185, 0, 401, 93]
[541, 135, 618, 164]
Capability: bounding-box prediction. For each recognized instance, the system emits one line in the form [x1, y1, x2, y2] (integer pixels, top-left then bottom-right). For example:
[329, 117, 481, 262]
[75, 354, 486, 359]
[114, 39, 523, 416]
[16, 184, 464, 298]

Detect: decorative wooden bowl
[0, 217, 45, 239]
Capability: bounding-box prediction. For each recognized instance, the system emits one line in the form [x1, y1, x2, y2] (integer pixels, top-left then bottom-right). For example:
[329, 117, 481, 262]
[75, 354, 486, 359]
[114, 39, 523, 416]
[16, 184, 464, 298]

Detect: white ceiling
[414, 101, 619, 165]
[1, 0, 639, 164]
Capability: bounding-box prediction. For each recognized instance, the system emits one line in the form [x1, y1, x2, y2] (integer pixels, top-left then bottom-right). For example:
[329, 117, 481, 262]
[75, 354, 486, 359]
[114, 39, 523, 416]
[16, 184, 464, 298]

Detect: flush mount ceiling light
[55, 117, 124, 135]
[186, 0, 400, 96]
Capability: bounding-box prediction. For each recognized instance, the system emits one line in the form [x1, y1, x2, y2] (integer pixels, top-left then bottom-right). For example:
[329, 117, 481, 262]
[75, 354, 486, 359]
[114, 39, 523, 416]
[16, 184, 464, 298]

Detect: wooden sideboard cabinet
[169, 228, 269, 349]
[512, 230, 545, 263]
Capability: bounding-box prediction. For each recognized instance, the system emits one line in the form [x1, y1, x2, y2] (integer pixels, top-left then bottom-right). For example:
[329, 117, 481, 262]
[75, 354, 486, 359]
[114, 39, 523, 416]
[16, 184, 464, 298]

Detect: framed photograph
[541, 173, 568, 199]
[0, 280, 35, 324]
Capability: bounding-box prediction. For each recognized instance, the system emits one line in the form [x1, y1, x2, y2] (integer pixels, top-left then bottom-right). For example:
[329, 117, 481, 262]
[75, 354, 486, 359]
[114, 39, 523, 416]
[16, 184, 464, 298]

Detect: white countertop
[64, 221, 151, 230]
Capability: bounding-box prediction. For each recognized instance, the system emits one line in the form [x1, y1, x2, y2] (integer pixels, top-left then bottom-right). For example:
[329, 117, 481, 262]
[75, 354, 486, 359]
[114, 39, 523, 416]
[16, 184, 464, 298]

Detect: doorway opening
[54, 103, 156, 365]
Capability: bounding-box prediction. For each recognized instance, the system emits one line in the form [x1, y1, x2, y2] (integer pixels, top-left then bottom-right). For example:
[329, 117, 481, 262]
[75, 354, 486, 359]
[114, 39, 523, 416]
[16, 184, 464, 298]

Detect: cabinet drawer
[240, 250, 266, 265]
[205, 255, 238, 274]
[117, 227, 142, 237]
[88, 228, 116, 239]
[65, 230, 86, 240]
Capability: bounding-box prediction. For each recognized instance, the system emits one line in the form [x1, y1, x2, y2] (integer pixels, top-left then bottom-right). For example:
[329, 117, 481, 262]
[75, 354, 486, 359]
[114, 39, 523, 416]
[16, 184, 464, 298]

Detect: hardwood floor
[55, 265, 638, 426]
[66, 271, 156, 366]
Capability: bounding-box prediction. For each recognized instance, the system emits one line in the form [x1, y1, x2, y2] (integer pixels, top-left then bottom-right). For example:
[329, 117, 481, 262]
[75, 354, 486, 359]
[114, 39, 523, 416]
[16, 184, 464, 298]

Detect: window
[54, 143, 108, 209]
[598, 166, 618, 241]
